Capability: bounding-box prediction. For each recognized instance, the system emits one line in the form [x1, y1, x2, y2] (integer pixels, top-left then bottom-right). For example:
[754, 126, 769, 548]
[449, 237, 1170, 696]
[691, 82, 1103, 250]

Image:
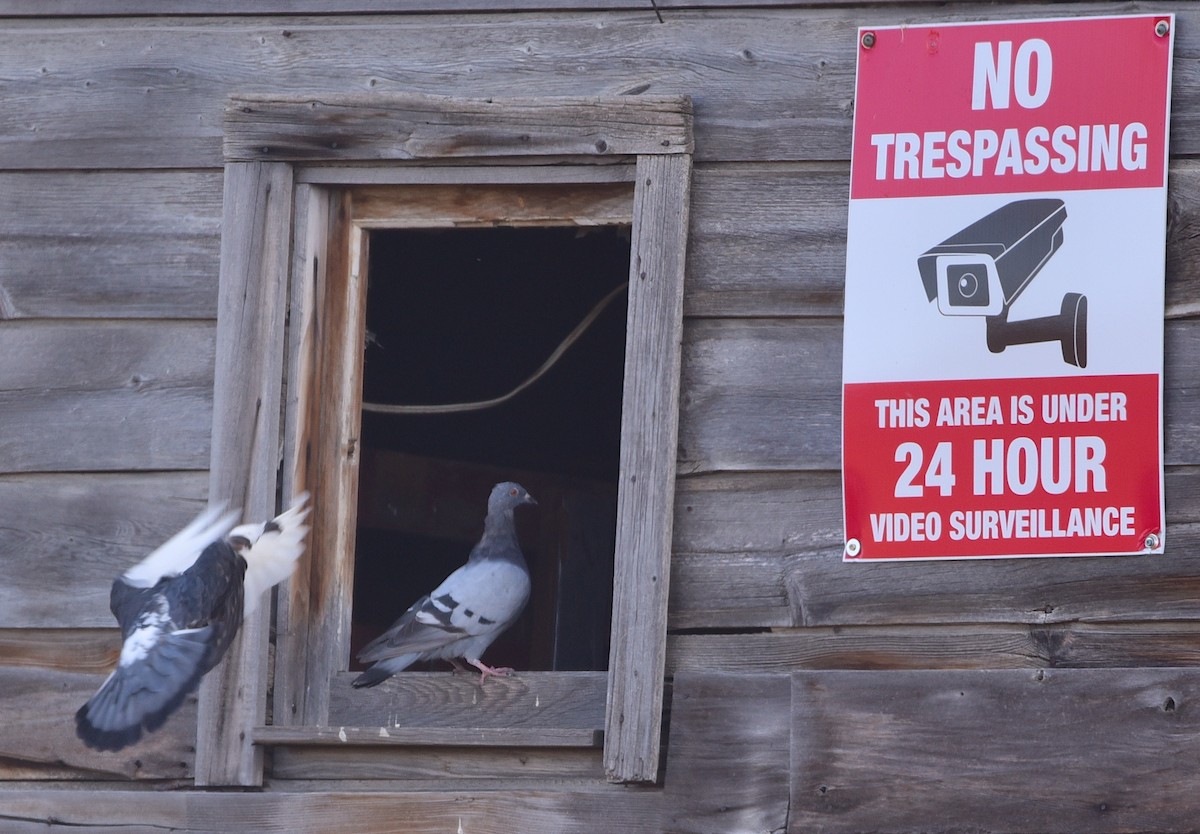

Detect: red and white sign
[842, 14, 1173, 560]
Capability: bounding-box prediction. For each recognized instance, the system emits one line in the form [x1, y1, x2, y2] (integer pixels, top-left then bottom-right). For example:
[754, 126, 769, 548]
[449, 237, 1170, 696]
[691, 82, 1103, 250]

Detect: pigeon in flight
[353, 482, 536, 688]
[76, 494, 310, 752]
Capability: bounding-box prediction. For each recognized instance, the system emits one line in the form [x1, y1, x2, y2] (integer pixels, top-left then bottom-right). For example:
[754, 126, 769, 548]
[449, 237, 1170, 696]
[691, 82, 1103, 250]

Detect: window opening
[351, 225, 631, 676]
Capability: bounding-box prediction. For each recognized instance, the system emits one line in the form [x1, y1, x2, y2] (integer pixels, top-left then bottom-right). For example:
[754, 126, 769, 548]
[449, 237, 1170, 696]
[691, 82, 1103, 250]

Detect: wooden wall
[4, 2, 1200, 831]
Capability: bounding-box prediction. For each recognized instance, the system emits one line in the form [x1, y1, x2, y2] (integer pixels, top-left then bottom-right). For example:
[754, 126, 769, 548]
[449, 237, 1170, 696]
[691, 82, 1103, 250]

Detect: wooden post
[195, 160, 294, 786]
[605, 152, 692, 783]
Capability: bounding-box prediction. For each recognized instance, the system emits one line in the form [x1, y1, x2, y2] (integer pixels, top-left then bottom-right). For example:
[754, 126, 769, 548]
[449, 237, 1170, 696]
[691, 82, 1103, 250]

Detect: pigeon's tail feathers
[75, 626, 213, 751]
[235, 493, 311, 617]
[122, 504, 240, 589]
[351, 653, 421, 688]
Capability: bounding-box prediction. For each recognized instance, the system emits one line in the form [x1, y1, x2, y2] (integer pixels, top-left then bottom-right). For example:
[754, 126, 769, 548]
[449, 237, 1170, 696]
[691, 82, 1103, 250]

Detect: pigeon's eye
[509, 487, 519, 497]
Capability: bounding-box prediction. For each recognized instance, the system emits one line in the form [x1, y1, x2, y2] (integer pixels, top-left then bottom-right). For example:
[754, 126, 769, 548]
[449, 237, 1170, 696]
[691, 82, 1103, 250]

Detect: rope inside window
[360, 281, 629, 416]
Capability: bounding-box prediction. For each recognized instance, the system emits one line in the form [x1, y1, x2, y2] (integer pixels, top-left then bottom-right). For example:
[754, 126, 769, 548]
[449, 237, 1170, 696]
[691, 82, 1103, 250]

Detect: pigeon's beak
[525, 492, 538, 506]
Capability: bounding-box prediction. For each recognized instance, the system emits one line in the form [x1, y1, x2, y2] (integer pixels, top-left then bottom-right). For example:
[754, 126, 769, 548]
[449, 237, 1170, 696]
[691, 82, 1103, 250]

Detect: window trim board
[204, 94, 692, 787]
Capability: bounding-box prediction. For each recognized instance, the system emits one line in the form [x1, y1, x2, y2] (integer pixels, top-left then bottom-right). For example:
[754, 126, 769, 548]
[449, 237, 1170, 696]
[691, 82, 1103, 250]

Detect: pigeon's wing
[357, 560, 531, 662]
[356, 595, 428, 661]
[232, 492, 311, 616]
[75, 609, 214, 751]
[121, 504, 240, 589]
[77, 542, 246, 752]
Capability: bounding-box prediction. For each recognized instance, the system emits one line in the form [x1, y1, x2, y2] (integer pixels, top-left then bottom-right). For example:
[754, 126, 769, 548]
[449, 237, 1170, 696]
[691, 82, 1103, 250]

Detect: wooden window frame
[200, 93, 692, 786]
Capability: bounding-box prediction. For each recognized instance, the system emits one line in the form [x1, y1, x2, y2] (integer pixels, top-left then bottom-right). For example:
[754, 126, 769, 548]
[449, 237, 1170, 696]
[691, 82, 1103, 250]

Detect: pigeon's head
[489, 481, 537, 515]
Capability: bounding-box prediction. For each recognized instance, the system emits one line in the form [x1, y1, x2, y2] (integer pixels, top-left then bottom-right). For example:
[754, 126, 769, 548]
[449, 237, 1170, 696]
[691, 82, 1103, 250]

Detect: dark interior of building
[351, 224, 631, 674]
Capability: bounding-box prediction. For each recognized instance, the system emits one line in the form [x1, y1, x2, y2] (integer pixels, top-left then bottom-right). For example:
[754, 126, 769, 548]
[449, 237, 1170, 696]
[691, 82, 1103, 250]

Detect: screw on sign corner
[860, 31, 876, 50]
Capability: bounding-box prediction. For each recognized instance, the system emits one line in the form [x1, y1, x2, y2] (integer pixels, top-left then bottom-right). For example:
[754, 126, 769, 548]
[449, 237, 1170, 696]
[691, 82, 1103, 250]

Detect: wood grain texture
[255, 725, 601, 747]
[0, 786, 665, 833]
[675, 523, 1200, 629]
[0, 321, 215, 473]
[0, 472, 208, 628]
[1, 158, 1198, 324]
[348, 182, 632, 227]
[8, 160, 1200, 322]
[0, 667, 194, 781]
[274, 182, 331, 730]
[605, 153, 690, 784]
[678, 318, 842, 473]
[685, 160, 1200, 318]
[0, 171, 220, 320]
[785, 523, 1200, 628]
[679, 318, 1200, 474]
[0, 0, 943, 15]
[196, 160, 295, 786]
[670, 468, 1200, 630]
[11, 9, 1200, 169]
[269, 746, 604, 785]
[296, 163, 636, 185]
[668, 622, 1200, 674]
[225, 93, 693, 162]
[662, 671, 790, 834]
[0, 629, 119, 673]
[325, 671, 606, 730]
[686, 163, 848, 318]
[275, 189, 367, 730]
[791, 668, 1200, 833]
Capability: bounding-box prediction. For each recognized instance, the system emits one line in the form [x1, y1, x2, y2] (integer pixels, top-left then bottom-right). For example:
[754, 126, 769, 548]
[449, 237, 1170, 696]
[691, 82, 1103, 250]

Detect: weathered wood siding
[2, 2, 1200, 831]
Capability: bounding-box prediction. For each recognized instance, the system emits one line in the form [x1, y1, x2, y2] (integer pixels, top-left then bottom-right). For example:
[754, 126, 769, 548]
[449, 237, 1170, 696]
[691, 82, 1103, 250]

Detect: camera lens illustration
[916, 198, 1087, 368]
[947, 265, 988, 307]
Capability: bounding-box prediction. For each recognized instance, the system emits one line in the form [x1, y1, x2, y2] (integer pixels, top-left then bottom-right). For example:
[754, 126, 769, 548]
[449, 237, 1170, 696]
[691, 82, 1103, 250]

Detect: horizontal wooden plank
[672, 466, 1200, 559]
[686, 164, 848, 318]
[673, 469, 844, 555]
[5, 160, 1200, 323]
[0, 171, 220, 320]
[662, 671, 789, 834]
[0, 629, 119, 673]
[791, 668, 1200, 833]
[296, 163, 636, 185]
[670, 468, 1200, 629]
[679, 318, 1200, 473]
[668, 622, 1200, 674]
[0, 472, 209, 627]
[326, 671, 606, 729]
[686, 160, 1200, 318]
[678, 318, 841, 473]
[788, 521, 1200, 628]
[676, 523, 1200, 629]
[670, 627, 1040, 674]
[0, 786, 664, 833]
[269, 745, 605, 783]
[224, 93, 692, 162]
[348, 182, 633, 227]
[0, 321, 214, 473]
[255, 725, 601, 747]
[11, 7, 1198, 169]
[0, 667, 194, 781]
[0, 0, 939, 15]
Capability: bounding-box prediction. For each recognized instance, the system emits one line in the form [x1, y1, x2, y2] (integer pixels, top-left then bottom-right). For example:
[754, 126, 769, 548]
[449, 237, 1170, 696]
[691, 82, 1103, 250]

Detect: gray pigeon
[76, 495, 310, 751]
[352, 482, 536, 688]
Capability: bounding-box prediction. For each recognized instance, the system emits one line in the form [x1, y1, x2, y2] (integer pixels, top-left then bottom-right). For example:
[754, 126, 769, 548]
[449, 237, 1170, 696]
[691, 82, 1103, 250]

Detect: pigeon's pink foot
[468, 658, 515, 684]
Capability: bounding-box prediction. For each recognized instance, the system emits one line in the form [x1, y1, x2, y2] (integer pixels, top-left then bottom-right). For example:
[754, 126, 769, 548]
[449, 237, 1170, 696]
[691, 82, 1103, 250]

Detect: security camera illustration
[917, 198, 1087, 368]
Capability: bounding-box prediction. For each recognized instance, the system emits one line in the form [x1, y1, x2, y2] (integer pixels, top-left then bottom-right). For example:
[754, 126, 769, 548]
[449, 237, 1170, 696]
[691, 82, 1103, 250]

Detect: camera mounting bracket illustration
[917, 198, 1087, 368]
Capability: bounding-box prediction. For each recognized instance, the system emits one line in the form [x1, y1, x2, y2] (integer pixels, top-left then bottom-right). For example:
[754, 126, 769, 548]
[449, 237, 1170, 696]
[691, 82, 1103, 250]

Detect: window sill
[253, 725, 603, 748]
